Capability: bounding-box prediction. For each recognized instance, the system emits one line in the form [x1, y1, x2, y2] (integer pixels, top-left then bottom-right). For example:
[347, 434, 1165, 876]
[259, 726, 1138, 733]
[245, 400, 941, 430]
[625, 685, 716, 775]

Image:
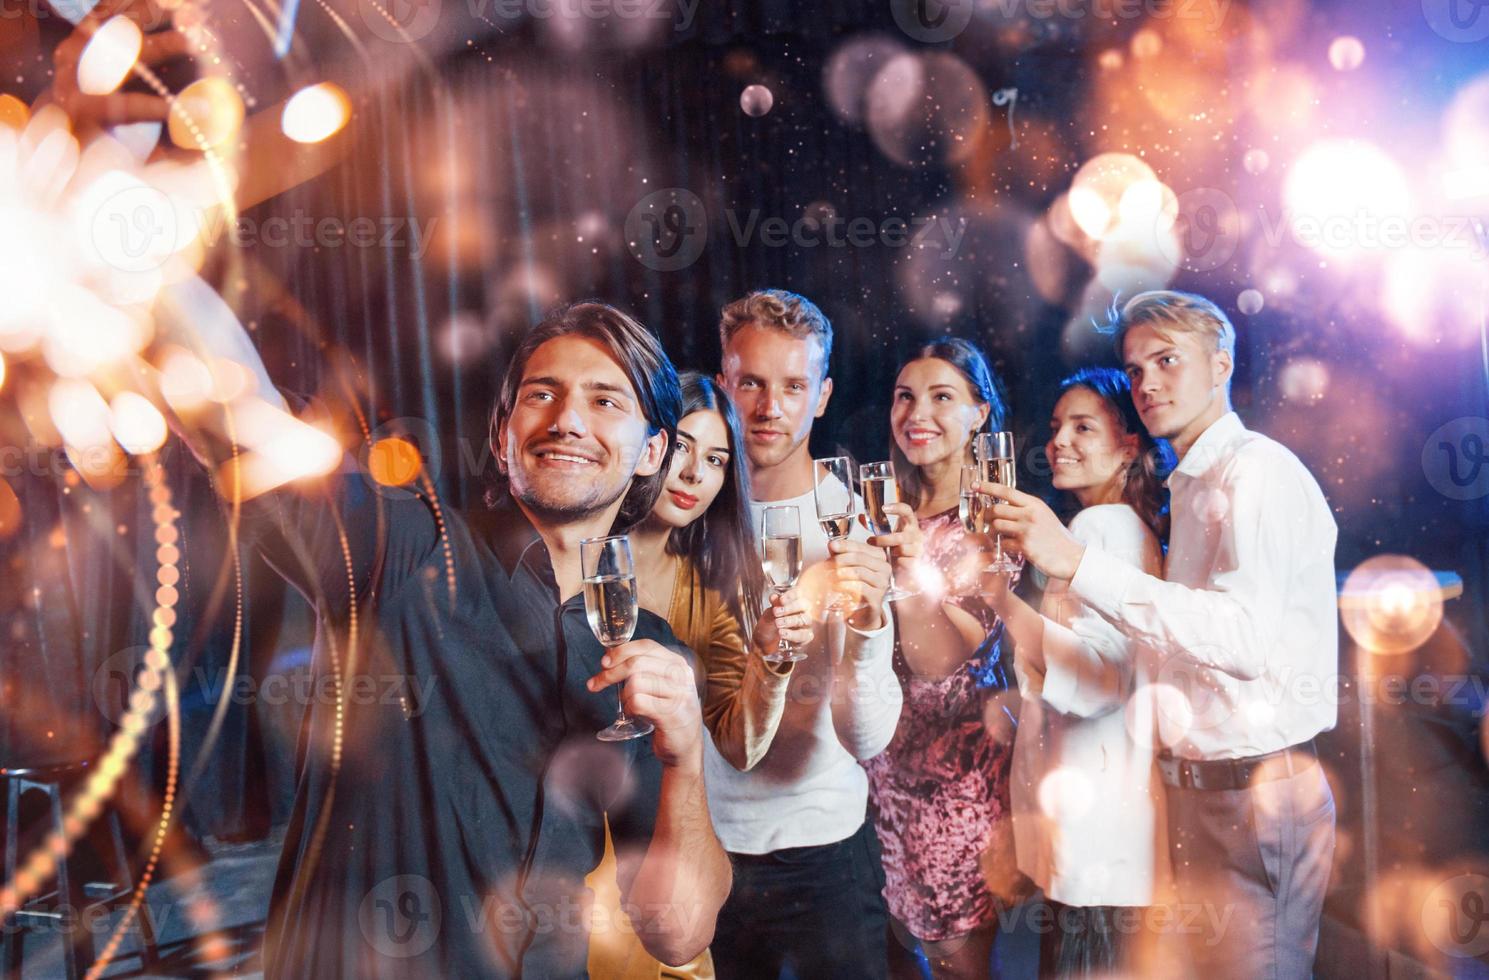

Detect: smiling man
[167, 299, 730, 977]
[985, 290, 1338, 979]
[710, 289, 901, 980]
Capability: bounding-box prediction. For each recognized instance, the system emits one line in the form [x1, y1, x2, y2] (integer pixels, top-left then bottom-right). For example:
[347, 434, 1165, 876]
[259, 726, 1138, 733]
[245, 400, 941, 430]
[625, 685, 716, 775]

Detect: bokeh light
[0, 478, 20, 540]
[1340, 555, 1444, 656]
[169, 77, 247, 150]
[0, 94, 27, 131]
[77, 16, 142, 96]
[1328, 35, 1365, 72]
[739, 84, 774, 117]
[1284, 139, 1411, 261]
[281, 83, 351, 144]
[865, 52, 987, 169]
[823, 35, 905, 126]
[109, 392, 169, 455]
[1037, 766, 1095, 822]
[367, 437, 423, 487]
[1278, 357, 1330, 403]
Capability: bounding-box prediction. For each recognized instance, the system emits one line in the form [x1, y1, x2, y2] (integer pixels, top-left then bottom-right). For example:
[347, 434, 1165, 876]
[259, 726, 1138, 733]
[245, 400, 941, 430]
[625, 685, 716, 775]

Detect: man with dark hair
[710, 288, 900, 980]
[164, 299, 731, 977]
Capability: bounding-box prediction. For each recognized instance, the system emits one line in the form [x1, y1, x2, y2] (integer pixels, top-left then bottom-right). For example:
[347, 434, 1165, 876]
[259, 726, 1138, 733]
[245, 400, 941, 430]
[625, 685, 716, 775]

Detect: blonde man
[710, 289, 901, 980]
[987, 290, 1339, 979]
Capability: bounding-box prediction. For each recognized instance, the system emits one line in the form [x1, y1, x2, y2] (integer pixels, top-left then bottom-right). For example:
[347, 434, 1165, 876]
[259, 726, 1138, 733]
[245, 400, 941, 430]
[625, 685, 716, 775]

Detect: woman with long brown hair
[984, 365, 1174, 976]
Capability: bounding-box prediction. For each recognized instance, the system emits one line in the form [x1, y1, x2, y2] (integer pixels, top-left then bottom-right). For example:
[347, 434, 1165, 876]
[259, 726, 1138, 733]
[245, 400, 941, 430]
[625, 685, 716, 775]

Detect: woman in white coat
[982, 366, 1174, 976]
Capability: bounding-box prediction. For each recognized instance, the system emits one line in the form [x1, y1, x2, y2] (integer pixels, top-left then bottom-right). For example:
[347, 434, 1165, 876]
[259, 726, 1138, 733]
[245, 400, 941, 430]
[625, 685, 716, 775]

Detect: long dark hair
[488, 301, 680, 530]
[1053, 366, 1172, 540]
[890, 337, 1009, 511]
[664, 372, 766, 634]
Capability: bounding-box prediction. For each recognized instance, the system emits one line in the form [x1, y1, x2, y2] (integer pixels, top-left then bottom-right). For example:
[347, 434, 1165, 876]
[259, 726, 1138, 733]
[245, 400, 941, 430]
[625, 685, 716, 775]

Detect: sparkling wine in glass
[761, 505, 806, 663]
[976, 431, 1020, 574]
[582, 535, 654, 742]
[813, 456, 856, 611]
[958, 462, 985, 535]
[861, 461, 917, 601]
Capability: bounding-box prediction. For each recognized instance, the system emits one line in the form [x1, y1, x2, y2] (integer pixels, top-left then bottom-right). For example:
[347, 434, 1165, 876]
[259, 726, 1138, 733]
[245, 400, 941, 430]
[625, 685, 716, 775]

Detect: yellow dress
[586, 559, 791, 979]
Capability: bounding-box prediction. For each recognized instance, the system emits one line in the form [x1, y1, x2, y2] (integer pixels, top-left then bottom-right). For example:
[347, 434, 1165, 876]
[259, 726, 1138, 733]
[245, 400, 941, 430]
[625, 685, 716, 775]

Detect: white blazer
[1011, 504, 1172, 907]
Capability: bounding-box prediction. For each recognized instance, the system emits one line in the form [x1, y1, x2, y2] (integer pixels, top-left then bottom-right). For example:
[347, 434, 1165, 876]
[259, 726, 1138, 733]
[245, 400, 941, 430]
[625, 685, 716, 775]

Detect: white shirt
[703, 480, 900, 854]
[1012, 504, 1171, 907]
[1069, 412, 1339, 761]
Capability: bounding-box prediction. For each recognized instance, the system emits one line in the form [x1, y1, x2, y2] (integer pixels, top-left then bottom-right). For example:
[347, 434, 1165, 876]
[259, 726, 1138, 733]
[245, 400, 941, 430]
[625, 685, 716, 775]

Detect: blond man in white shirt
[984, 291, 1338, 979]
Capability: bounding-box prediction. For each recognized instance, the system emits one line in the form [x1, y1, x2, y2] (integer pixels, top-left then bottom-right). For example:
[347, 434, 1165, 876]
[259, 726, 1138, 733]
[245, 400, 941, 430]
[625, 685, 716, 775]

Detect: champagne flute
[582, 535, 654, 742]
[860, 461, 918, 601]
[976, 431, 1020, 574]
[760, 505, 806, 663]
[958, 462, 984, 535]
[813, 456, 856, 612]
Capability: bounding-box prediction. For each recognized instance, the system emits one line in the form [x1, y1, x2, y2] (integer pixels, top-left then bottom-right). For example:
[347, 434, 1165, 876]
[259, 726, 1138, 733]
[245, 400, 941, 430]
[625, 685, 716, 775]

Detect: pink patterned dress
[864, 507, 1015, 942]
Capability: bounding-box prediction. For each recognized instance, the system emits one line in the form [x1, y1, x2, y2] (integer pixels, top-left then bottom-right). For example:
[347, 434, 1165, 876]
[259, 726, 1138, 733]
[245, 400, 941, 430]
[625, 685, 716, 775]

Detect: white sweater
[1011, 504, 1172, 907]
[703, 482, 901, 854]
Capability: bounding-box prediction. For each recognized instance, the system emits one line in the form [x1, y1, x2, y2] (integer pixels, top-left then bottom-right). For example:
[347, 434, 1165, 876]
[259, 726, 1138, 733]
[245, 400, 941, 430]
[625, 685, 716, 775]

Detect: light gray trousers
[1165, 763, 1337, 979]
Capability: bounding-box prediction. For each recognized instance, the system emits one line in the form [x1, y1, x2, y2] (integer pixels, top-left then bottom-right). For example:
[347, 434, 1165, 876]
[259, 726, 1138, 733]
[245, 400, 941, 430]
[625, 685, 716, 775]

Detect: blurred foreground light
[169, 77, 246, 150]
[0, 94, 28, 131]
[1328, 36, 1365, 72]
[1284, 139, 1410, 260]
[1340, 555, 1444, 656]
[158, 346, 214, 413]
[222, 398, 341, 498]
[109, 392, 168, 455]
[1037, 767, 1095, 821]
[77, 16, 142, 96]
[1443, 74, 1489, 176]
[43, 286, 151, 377]
[281, 83, 350, 144]
[49, 379, 112, 449]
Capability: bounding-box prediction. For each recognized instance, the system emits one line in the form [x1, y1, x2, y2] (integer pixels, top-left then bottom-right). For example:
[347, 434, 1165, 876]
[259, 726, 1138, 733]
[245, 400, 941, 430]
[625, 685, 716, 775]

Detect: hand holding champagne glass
[761, 505, 807, 664]
[860, 460, 918, 601]
[582, 535, 654, 742]
[813, 455, 856, 610]
[976, 431, 1020, 574]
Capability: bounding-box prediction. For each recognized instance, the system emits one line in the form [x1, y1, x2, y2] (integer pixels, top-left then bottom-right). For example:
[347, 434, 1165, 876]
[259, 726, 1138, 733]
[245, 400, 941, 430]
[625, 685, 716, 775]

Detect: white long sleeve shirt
[1069, 412, 1339, 761]
[1012, 505, 1171, 907]
[703, 481, 900, 854]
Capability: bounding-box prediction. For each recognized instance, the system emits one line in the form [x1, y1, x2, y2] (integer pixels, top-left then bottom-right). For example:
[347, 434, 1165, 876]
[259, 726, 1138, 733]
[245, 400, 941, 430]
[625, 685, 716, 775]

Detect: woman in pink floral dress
[864, 338, 1021, 980]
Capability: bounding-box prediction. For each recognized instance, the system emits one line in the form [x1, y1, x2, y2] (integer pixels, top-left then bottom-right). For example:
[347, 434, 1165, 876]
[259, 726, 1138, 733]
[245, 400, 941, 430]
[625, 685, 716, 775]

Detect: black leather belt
[1157, 740, 1318, 791]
